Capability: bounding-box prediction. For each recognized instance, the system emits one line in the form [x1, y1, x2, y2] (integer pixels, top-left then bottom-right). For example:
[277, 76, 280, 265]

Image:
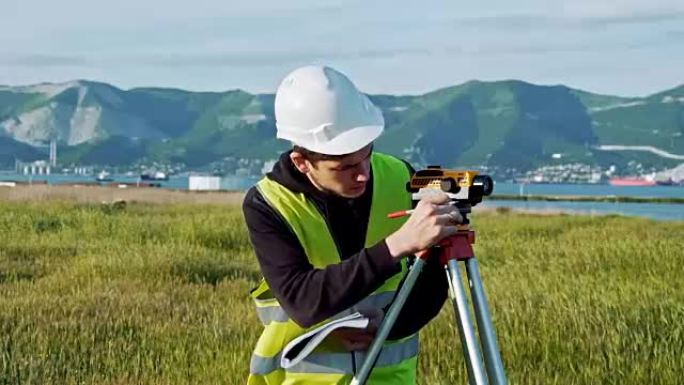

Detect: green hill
[0, 80, 682, 172]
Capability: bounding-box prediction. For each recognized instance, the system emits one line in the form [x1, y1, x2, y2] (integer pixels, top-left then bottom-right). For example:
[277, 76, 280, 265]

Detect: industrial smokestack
[49, 140, 57, 167]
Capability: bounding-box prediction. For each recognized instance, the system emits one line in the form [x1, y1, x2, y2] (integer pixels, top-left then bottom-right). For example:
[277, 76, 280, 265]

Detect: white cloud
[0, 0, 682, 95]
[559, 0, 684, 18]
[0, 54, 88, 67]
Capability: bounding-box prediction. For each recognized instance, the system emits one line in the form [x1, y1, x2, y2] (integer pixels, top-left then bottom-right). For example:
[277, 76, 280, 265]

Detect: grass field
[0, 198, 682, 384]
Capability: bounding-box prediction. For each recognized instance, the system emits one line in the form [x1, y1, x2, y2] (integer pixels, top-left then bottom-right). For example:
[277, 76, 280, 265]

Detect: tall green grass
[0, 201, 682, 384]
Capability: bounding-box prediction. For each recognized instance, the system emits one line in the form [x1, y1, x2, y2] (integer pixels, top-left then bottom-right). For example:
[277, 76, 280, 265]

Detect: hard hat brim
[293, 124, 383, 156]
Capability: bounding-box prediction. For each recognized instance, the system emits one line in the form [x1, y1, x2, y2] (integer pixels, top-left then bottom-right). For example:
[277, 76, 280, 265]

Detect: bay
[1, 173, 682, 221]
[485, 182, 684, 221]
[493, 182, 684, 199]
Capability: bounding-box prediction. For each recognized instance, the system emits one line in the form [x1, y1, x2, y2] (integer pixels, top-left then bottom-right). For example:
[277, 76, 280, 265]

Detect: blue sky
[1, 0, 682, 96]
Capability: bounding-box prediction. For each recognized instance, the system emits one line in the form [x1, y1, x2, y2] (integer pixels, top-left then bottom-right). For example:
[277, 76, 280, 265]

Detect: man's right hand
[385, 192, 462, 258]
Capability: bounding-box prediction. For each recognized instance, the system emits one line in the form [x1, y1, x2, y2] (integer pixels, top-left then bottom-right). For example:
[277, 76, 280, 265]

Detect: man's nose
[356, 163, 370, 182]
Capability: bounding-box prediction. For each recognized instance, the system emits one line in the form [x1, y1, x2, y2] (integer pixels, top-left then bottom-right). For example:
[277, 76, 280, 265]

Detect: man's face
[296, 145, 373, 198]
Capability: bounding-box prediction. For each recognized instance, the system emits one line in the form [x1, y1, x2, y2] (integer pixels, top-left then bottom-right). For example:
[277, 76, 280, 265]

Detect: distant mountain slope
[0, 79, 682, 171]
[0, 136, 45, 167]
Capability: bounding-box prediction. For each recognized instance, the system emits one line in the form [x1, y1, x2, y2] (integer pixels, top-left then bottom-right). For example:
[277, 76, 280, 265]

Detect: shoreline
[490, 193, 684, 204]
[2, 185, 682, 221]
[0, 184, 245, 205]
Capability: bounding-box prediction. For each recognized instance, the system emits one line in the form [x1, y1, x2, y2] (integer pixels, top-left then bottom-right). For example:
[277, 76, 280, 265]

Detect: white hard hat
[274, 65, 384, 155]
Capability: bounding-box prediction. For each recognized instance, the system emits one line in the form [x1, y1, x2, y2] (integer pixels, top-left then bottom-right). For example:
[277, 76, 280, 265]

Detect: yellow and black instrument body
[407, 165, 494, 206]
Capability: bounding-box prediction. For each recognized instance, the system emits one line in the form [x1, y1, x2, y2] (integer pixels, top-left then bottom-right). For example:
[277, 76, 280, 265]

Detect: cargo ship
[609, 177, 656, 186]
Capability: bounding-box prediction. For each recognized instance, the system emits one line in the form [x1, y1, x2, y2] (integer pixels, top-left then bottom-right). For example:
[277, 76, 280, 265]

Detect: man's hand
[329, 308, 383, 352]
[385, 191, 462, 258]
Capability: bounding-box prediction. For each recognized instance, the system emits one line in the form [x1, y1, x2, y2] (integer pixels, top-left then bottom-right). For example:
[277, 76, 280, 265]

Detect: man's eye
[335, 160, 365, 171]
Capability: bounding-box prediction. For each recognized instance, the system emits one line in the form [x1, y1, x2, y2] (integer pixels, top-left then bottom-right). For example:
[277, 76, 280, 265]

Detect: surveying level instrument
[351, 168, 507, 385]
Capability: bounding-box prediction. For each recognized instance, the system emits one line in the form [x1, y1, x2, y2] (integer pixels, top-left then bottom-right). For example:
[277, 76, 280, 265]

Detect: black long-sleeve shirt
[242, 151, 447, 339]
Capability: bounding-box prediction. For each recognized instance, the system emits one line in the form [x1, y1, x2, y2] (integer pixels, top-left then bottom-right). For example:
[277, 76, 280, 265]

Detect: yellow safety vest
[247, 152, 417, 385]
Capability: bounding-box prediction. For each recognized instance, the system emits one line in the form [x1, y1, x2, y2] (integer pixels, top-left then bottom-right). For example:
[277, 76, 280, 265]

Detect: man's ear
[290, 151, 310, 173]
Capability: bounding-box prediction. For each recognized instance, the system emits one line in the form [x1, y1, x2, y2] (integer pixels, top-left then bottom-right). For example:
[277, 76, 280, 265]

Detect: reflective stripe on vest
[250, 334, 419, 375]
[255, 291, 397, 326]
[248, 152, 415, 384]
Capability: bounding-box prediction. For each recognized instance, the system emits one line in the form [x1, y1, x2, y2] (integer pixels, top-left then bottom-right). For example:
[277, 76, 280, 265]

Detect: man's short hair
[292, 145, 349, 162]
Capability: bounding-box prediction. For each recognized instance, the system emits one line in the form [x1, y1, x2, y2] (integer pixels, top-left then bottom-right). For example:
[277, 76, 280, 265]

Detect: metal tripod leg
[446, 259, 487, 385]
[352, 248, 508, 385]
[351, 257, 426, 385]
[466, 258, 508, 385]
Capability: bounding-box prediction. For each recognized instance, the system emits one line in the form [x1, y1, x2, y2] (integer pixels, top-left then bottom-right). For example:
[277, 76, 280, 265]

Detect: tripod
[351, 213, 508, 385]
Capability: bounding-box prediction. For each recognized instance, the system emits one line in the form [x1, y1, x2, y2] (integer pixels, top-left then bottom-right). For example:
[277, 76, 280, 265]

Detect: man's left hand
[328, 308, 384, 351]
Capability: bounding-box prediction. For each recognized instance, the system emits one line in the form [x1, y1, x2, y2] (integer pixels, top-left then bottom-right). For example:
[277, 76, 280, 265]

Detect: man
[243, 65, 463, 385]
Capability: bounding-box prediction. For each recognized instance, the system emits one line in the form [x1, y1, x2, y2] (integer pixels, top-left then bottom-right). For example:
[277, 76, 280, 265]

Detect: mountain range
[1, 79, 682, 174]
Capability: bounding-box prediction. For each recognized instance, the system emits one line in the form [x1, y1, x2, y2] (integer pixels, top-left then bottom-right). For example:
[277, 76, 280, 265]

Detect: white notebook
[281, 312, 370, 369]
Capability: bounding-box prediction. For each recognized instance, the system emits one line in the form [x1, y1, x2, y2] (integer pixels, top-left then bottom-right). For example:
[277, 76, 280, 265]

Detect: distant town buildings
[522, 163, 606, 184]
[15, 160, 52, 176]
[5, 140, 681, 186]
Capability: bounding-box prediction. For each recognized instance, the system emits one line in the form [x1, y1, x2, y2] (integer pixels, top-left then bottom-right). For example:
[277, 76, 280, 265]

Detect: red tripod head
[416, 227, 476, 265]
